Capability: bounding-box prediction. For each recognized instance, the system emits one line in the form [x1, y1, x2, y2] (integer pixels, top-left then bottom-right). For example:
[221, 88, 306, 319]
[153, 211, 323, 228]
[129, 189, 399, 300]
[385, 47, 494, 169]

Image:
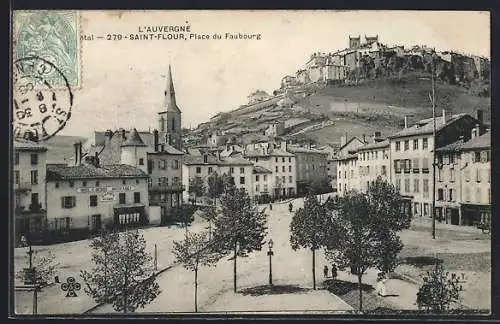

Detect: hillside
[191, 72, 490, 146]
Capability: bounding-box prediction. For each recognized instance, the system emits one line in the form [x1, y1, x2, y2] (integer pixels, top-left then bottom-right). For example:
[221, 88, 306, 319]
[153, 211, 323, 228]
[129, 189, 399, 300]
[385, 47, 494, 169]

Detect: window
[282, 157, 285, 162]
[173, 160, 179, 169]
[475, 168, 481, 182]
[424, 203, 429, 216]
[256, 184, 260, 192]
[82, 181, 87, 187]
[404, 178, 410, 193]
[438, 169, 443, 182]
[404, 140, 409, 151]
[204, 155, 208, 163]
[15, 151, 19, 165]
[263, 184, 268, 192]
[289, 176, 293, 183]
[404, 159, 411, 173]
[240, 177, 245, 185]
[255, 175, 260, 182]
[395, 141, 401, 151]
[30, 154, 38, 165]
[412, 158, 420, 173]
[288, 165, 292, 172]
[449, 189, 454, 202]
[134, 192, 141, 203]
[264, 175, 267, 181]
[208, 167, 213, 174]
[173, 177, 179, 183]
[15, 171, 19, 184]
[423, 179, 429, 198]
[282, 166, 285, 172]
[240, 167, 245, 174]
[339, 170, 341, 179]
[289, 157, 291, 162]
[413, 139, 419, 150]
[96, 181, 100, 187]
[422, 158, 429, 173]
[90, 195, 98, 207]
[437, 188, 444, 201]
[91, 214, 101, 230]
[413, 179, 419, 193]
[119, 193, 126, 204]
[381, 165, 387, 176]
[282, 176, 285, 183]
[139, 158, 144, 165]
[230, 167, 234, 174]
[396, 178, 401, 191]
[61, 196, 76, 209]
[474, 152, 481, 163]
[30, 170, 38, 185]
[122, 180, 126, 185]
[275, 157, 278, 162]
[449, 168, 455, 182]
[148, 178, 152, 187]
[275, 166, 278, 172]
[422, 138, 428, 149]
[394, 160, 401, 173]
[350, 170, 354, 178]
[159, 160, 167, 170]
[449, 154, 455, 164]
[136, 179, 140, 184]
[196, 167, 201, 174]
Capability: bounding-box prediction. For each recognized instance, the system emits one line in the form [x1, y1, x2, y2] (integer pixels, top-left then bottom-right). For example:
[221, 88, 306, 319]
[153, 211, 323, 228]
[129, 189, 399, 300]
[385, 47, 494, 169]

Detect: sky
[14, 10, 490, 138]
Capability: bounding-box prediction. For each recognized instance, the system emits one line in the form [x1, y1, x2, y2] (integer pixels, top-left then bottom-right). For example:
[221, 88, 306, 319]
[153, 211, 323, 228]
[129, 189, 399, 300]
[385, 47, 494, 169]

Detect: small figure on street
[376, 272, 387, 297]
[323, 265, 329, 278]
[331, 263, 338, 281]
[269, 203, 272, 211]
[288, 202, 293, 213]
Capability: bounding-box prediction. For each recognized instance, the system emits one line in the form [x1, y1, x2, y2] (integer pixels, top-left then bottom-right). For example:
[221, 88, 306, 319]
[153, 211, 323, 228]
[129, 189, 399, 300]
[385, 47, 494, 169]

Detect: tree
[274, 178, 284, 201]
[289, 194, 327, 290]
[207, 172, 224, 206]
[212, 186, 268, 292]
[188, 176, 205, 205]
[172, 231, 220, 312]
[324, 178, 411, 312]
[81, 230, 160, 313]
[200, 205, 218, 241]
[416, 263, 465, 312]
[16, 250, 60, 287]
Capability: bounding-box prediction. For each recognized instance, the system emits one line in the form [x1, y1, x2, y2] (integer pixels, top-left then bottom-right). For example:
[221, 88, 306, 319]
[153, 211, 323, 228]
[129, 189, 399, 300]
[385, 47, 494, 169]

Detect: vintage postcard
[11, 10, 491, 316]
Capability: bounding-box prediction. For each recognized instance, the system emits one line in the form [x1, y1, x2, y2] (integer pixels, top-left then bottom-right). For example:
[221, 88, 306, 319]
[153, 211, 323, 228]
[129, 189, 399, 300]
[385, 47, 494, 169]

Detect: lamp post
[267, 238, 274, 286]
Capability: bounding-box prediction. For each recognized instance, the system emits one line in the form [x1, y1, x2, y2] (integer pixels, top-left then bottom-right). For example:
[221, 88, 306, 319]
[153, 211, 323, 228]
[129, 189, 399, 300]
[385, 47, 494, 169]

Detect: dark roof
[121, 128, 147, 147]
[287, 145, 328, 154]
[461, 132, 490, 151]
[333, 153, 358, 161]
[253, 166, 273, 174]
[435, 139, 466, 153]
[356, 139, 390, 151]
[338, 136, 366, 152]
[387, 114, 469, 139]
[46, 164, 148, 181]
[149, 144, 184, 155]
[183, 154, 219, 165]
[14, 140, 48, 152]
[218, 157, 253, 166]
[245, 148, 294, 157]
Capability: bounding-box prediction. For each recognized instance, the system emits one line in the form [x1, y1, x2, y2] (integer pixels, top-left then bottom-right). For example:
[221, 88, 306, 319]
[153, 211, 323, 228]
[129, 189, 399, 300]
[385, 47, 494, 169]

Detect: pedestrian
[331, 264, 338, 281]
[323, 265, 329, 278]
[288, 202, 293, 212]
[269, 203, 272, 211]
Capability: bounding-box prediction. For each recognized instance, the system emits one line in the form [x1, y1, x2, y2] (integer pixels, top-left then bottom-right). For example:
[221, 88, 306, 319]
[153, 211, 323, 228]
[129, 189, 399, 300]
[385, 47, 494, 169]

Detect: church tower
[158, 64, 182, 150]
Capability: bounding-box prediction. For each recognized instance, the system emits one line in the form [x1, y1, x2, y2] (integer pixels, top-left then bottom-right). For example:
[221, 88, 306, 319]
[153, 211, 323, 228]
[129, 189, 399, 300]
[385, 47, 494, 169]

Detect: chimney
[94, 152, 100, 168]
[362, 134, 366, 143]
[340, 135, 347, 147]
[73, 142, 80, 166]
[476, 109, 484, 125]
[442, 109, 447, 124]
[121, 129, 126, 140]
[404, 115, 408, 129]
[471, 124, 480, 139]
[281, 140, 288, 151]
[153, 129, 159, 152]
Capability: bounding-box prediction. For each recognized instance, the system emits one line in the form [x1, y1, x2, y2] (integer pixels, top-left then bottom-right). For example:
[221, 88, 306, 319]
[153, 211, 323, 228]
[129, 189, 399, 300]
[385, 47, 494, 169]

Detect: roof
[149, 144, 184, 155]
[338, 136, 366, 152]
[46, 164, 148, 181]
[244, 148, 294, 157]
[356, 139, 390, 151]
[253, 165, 273, 174]
[14, 140, 48, 152]
[287, 145, 328, 155]
[183, 154, 219, 165]
[435, 139, 466, 153]
[387, 114, 470, 139]
[461, 132, 490, 151]
[218, 157, 253, 166]
[333, 153, 358, 161]
[121, 128, 147, 147]
[160, 65, 181, 114]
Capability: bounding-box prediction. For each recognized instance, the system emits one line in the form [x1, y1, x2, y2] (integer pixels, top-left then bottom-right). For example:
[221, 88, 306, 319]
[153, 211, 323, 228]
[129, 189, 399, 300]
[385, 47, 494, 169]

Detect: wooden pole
[431, 67, 437, 240]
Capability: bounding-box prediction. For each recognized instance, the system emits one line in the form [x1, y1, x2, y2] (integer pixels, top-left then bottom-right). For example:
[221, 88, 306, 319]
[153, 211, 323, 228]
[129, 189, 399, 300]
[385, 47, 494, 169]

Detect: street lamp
[267, 238, 274, 286]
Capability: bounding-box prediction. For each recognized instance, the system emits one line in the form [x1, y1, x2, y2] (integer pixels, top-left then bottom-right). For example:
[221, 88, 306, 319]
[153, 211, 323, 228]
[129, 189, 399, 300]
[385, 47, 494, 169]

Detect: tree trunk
[208, 222, 212, 241]
[312, 248, 316, 290]
[233, 240, 237, 293]
[358, 273, 363, 312]
[104, 253, 108, 302]
[194, 260, 198, 312]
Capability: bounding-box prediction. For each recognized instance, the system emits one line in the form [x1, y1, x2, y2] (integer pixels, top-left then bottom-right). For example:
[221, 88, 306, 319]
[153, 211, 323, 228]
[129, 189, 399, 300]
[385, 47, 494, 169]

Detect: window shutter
[61, 197, 64, 208]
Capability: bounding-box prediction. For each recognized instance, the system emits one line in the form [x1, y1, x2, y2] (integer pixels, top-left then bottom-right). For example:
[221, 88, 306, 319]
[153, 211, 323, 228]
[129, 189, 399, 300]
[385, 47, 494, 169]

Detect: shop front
[460, 203, 491, 227]
[113, 203, 147, 229]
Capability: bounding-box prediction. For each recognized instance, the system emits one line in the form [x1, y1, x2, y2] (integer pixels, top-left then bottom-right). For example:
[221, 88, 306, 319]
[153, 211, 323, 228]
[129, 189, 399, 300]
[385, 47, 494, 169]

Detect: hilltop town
[13, 34, 491, 315]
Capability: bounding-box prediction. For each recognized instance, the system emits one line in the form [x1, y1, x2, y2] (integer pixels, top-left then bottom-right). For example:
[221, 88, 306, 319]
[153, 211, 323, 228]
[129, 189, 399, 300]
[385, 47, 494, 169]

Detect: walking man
[331, 263, 338, 281]
[323, 265, 329, 278]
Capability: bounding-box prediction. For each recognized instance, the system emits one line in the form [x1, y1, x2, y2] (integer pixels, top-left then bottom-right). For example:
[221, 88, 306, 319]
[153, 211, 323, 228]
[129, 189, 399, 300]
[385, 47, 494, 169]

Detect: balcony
[148, 183, 185, 193]
[14, 182, 32, 193]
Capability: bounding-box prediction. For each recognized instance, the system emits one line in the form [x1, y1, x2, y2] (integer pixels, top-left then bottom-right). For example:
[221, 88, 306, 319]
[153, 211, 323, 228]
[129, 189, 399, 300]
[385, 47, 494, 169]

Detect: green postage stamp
[13, 10, 81, 89]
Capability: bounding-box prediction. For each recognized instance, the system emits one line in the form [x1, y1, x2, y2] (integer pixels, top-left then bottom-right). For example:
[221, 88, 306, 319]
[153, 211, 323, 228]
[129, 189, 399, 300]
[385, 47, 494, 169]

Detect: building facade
[335, 137, 366, 195]
[287, 145, 329, 195]
[14, 141, 48, 240]
[252, 165, 273, 199]
[356, 136, 390, 192]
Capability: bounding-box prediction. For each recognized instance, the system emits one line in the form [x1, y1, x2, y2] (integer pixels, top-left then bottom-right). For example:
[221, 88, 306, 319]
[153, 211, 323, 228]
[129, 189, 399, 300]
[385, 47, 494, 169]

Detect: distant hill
[42, 135, 87, 164]
[189, 72, 490, 147]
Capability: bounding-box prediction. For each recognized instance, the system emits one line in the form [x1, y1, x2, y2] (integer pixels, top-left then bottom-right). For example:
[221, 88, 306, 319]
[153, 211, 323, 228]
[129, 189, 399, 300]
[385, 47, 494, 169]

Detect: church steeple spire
[162, 64, 181, 114]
